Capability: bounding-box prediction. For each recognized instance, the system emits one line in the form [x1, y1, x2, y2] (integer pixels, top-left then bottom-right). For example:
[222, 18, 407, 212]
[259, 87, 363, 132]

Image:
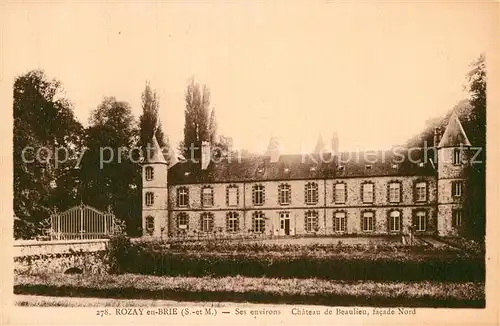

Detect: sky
[2, 2, 497, 154]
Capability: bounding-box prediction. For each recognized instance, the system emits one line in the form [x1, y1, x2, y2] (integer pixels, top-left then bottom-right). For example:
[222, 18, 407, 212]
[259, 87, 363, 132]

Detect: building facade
[142, 114, 472, 238]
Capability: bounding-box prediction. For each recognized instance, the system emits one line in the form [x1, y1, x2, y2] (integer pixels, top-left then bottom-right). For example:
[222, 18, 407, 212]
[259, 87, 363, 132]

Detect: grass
[14, 273, 484, 307]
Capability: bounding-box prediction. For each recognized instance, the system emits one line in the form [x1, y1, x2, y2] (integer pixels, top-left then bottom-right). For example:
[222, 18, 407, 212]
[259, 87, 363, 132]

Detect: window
[415, 182, 427, 202]
[145, 192, 154, 206]
[177, 187, 189, 207]
[201, 186, 214, 207]
[305, 182, 319, 205]
[304, 210, 319, 232]
[453, 148, 462, 165]
[452, 209, 462, 227]
[226, 212, 239, 232]
[252, 184, 265, 205]
[389, 210, 402, 232]
[279, 184, 291, 205]
[388, 182, 401, 203]
[145, 216, 154, 235]
[200, 212, 214, 232]
[362, 183, 374, 203]
[452, 181, 463, 197]
[415, 211, 427, 231]
[361, 211, 375, 232]
[334, 183, 346, 204]
[145, 166, 154, 181]
[252, 211, 265, 233]
[334, 212, 346, 232]
[177, 213, 189, 230]
[226, 185, 239, 206]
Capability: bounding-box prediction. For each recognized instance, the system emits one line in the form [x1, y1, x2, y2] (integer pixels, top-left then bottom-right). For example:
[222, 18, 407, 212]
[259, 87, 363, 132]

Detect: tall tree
[463, 54, 486, 241]
[182, 79, 211, 159]
[79, 97, 141, 235]
[138, 81, 170, 163]
[13, 70, 83, 239]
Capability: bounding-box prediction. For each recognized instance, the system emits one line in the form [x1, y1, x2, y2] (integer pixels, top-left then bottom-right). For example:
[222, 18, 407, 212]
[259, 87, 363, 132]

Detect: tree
[138, 81, 170, 163]
[463, 54, 486, 241]
[182, 79, 211, 159]
[79, 97, 141, 236]
[13, 70, 83, 239]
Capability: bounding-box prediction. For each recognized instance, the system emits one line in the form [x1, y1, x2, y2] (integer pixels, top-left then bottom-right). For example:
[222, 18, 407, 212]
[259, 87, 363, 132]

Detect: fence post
[80, 204, 84, 240]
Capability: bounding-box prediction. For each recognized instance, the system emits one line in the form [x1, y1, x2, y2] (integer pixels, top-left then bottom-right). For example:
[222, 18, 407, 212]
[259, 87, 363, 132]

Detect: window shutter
[314, 183, 319, 203]
[333, 214, 337, 231]
[235, 214, 239, 232]
[262, 186, 266, 204]
[252, 187, 256, 205]
[360, 214, 364, 231]
[225, 213, 230, 231]
[304, 213, 308, 230]
[304, 184, 308, 203]
[372, 213, 376, 231]
[386, 211, 391, 232]
[226, 188, 229, 206]
[186, 188, 190, 206]
[387, 183, 391, 203]
[287, 186, 291, 204]
[425, 212, 429, 231]
[209, 214, 214, 231]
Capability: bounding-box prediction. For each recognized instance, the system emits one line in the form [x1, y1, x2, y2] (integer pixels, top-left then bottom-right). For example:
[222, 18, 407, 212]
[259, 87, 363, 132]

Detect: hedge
[109, 237, 484, 282]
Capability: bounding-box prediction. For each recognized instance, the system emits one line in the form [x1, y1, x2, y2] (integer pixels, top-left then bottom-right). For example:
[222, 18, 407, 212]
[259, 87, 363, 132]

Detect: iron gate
[50, 204, 115, 240]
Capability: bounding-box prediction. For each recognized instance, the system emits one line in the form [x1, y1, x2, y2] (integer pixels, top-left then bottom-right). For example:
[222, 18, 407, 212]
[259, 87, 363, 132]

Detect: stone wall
[14, 239, 109, 274]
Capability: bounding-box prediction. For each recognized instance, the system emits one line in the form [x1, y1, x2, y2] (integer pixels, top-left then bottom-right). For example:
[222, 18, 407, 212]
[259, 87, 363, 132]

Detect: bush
[109, 241, 485, 282]
[106, 234, 135, 274]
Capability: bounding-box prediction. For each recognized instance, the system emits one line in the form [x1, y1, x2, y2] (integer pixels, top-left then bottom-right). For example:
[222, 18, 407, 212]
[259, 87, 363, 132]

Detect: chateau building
[142, 113, 472, 238]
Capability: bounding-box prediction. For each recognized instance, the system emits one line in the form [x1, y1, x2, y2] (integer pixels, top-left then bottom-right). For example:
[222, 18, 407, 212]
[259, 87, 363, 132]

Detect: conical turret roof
[144, 134, 168, 164]
[438, 112, 472, 148]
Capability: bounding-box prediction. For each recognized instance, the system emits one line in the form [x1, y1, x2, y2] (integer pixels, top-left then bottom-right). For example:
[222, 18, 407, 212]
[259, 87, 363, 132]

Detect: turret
[142, 134, 169, 238]
[436, 112, 472, 236]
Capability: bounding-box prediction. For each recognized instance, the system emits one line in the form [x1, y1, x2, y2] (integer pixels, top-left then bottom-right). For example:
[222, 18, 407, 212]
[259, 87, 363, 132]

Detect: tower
[142, 134, 169, 238]
[436, 113, 472, 236]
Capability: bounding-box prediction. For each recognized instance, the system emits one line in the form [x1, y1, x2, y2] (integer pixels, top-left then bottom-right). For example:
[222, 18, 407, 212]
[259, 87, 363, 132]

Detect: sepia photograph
[2, 1, 499, 325]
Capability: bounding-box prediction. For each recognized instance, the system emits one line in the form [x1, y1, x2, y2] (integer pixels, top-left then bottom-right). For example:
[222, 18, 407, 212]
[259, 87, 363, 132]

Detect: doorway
[280, 212, 290, 236]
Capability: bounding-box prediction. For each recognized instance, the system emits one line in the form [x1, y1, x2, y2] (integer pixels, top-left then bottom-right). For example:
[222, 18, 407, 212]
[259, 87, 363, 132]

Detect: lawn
[14, 273, 484, 308]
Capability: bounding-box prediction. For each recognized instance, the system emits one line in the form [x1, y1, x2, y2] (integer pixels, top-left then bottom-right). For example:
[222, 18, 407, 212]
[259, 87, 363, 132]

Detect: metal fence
[49, 204, 115, 240]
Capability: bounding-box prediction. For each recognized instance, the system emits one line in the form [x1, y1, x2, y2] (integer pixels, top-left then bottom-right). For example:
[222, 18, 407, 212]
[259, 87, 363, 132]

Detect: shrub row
[108, 236, 484, 282]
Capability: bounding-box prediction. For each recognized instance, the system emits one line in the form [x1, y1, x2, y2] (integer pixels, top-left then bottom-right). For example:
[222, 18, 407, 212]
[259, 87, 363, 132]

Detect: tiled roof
[167, 148, 436, 184]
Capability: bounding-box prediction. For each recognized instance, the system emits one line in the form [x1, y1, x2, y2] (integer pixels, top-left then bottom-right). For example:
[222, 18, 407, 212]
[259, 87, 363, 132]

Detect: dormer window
[145, 166, 154, 181]
[284, 168, 290, 173]
[418, 162, 425, 167]
[184, 171, 191, 176]
[365, 164, 372, 170]
[391, 164, 398, 169]
[338, 165, 345, 172]
[310, 167, 316, 172]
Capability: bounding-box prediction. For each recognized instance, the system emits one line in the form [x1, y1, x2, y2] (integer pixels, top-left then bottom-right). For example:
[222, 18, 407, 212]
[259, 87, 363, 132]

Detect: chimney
[266, 137, 281, 163]
[331, 132, 339, 155]
[201, 141, 211, 170]
[433, 127, 440, 148]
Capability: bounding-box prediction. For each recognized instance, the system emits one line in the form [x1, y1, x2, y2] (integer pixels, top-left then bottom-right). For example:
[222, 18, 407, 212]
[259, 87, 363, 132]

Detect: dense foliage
[107, 239, 484, 282]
